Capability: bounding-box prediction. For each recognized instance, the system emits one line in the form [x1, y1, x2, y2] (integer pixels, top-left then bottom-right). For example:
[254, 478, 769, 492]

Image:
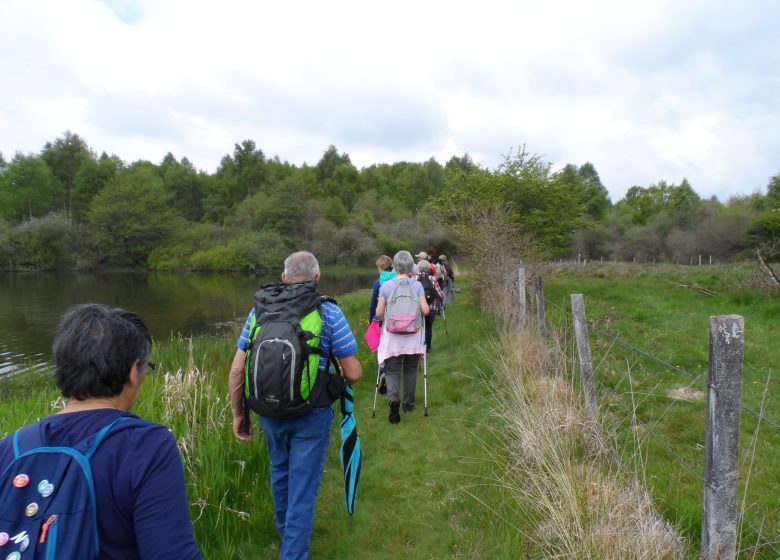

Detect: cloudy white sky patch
[1, 0, 778, 202]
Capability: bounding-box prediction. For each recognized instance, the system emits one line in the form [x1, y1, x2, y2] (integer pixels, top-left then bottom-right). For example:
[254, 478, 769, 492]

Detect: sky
[1, 0, 778, 203]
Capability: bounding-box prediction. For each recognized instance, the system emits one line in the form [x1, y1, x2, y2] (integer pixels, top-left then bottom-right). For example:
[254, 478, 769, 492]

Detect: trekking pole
[423, 347, 429, 417]
[371, 362, 380, 418]
[440, 300, 449, 337]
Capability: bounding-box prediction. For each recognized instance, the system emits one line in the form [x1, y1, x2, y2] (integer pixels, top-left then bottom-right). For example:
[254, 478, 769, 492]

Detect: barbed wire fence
[522, 272, 780, 559]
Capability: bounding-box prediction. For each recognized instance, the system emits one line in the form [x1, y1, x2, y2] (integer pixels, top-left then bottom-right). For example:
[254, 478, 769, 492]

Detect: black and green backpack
[244, 281, 344, 419]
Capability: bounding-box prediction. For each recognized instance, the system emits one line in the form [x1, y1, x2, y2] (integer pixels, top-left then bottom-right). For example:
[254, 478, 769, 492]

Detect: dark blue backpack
[0, 415, 137, 559]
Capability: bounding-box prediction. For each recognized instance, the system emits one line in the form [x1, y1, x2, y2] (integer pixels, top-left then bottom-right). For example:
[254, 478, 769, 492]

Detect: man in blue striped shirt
[228, 251, 361, 560]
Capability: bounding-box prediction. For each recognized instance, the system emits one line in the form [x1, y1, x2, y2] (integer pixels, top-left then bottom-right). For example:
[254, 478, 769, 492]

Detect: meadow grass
[0, 276, 531, 559]
[542, 261, 780, 558]
[3, 262, 757, 558]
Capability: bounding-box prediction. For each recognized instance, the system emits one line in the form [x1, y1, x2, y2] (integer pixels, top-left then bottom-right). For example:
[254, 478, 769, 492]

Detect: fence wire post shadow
[701, 315, 744, 560]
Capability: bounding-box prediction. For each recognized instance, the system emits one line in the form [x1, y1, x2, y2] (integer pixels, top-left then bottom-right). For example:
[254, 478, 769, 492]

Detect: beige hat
[439, 255, 447, 261]
[414, 251, 429, 259]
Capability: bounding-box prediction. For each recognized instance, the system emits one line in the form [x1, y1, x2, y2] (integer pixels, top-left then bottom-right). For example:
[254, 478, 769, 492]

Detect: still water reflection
[0, 270, 375, 379]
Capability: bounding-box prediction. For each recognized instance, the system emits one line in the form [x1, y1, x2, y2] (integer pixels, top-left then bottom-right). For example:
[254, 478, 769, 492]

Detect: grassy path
[308, 282, 509, 560]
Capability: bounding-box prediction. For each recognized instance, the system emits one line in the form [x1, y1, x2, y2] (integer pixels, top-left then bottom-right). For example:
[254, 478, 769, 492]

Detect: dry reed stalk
[447, 202, 685, 557]
[485, 330, 685, 558]
[161, 338, 228, 477]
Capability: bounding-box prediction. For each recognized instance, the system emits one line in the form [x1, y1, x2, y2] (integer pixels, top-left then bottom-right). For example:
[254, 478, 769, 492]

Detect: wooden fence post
[701, 315, 744, 560]
[571, 294, 597, 414]
[535, 275, 546, 337]
[518, 266, 527, 325]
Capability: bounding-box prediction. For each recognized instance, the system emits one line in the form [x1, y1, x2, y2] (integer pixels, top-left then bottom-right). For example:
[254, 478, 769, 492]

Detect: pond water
[0, 270, 375, 379]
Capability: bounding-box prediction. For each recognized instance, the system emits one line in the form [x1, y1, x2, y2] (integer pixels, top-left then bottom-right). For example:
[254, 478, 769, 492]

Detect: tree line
[0, 133, 778, 271]
[434, 147, 779, 263]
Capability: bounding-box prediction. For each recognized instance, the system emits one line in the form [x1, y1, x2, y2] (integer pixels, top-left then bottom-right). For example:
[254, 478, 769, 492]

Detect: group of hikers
[367, 249, 455, 423]
[0, 249, 455, 560]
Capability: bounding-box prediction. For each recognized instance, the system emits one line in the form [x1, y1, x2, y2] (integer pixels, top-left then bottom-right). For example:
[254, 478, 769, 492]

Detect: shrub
[7, 213, 77, 269]
[189, 245, 245, 271]
[232, 230, 290, 273]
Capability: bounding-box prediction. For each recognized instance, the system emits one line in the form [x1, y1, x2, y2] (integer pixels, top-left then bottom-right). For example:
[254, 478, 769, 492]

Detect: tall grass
[543, 262, 780, 557]
[483, 323, 685, 558]
[447, 208, 687, 558]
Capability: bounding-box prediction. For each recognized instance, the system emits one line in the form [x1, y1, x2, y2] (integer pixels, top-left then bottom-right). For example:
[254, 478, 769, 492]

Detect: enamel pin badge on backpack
[0, 416, 139, 559]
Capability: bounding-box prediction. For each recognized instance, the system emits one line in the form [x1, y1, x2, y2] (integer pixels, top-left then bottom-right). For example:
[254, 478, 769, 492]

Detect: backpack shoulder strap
[13, 422, 44, 458]
[84, 415, 136, 459]
[13, 414, 140, 459]
[313, 297, 347, 402]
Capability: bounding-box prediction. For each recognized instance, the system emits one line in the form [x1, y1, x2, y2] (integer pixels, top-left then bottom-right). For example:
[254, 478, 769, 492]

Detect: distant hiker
[369, 254, 395, 323]
[439, 254, 455, 304]
[415, 259, 444, 353]
[427, 248, 448, 293]
[413, 251, 429, 274]
[375, 250, 430, 423]
[228, 251, 362, 560]
[0, 304, 202, 560]
[369, 255, 395, 395]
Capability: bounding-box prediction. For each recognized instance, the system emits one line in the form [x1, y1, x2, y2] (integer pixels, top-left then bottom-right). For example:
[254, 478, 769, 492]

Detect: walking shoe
[402, 404, 415, 413]
[389, 401, 401, 424]
[378, 374, 387, 395]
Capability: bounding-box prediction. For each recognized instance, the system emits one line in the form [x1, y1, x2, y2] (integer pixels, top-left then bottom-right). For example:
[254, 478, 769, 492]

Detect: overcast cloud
[1, 0, 778, 202]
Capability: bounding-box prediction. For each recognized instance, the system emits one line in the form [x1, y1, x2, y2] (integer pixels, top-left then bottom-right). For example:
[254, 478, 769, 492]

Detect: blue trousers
[259, 406, 334, 560]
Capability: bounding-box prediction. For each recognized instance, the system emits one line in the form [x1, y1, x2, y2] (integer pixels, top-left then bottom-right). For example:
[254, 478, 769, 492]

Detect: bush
[232, 230, 290, 272]
[7, 213, 77, 269]
[148, 223, 235, 270]
[0, 219, 11, 267]
[189, 245, 245, 271]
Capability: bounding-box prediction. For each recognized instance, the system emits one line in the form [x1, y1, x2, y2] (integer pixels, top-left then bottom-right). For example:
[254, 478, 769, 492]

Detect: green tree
[444, 154, 476, 178]
[435, 146, 587, 253]
[211, 140, 269, 213]
[424, 157, 444, 194]
[160, 153, 204, 221]
[72, 152, 123, 221]
[359, 164, 391, 195]
[316, 146, 360, 209]
[748, 212, 780, 259]
[41, 131, 94, 221]
[0, 153, 62, 222]
[323, 197, 349, 227]
[392, 163, 434, 210]
[87, 164, 179, 266]
[315, 145, 352, 183]
[617, 179, 701, 225]
[766, 172, 780, 210]
[578, 162, 611, 219]
[226, 174, 313, 237]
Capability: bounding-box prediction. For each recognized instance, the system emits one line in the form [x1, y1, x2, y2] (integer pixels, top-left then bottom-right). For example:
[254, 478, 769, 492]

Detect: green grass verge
[0, 276, 528, 559]
[543, 262, 780, 558]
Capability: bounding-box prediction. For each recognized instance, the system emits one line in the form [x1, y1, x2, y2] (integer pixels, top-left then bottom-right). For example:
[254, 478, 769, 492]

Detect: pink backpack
[385, 279, 423, 334]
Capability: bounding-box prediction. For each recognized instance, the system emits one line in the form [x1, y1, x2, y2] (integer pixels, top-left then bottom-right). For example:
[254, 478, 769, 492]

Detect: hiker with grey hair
[375, 250, 429, 423]
[228, 250, 362, 559]
[0, 304, 202, 559]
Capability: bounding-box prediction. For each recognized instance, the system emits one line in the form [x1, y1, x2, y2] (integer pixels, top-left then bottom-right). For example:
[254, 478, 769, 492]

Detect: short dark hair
[52, 304, 153, 400]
